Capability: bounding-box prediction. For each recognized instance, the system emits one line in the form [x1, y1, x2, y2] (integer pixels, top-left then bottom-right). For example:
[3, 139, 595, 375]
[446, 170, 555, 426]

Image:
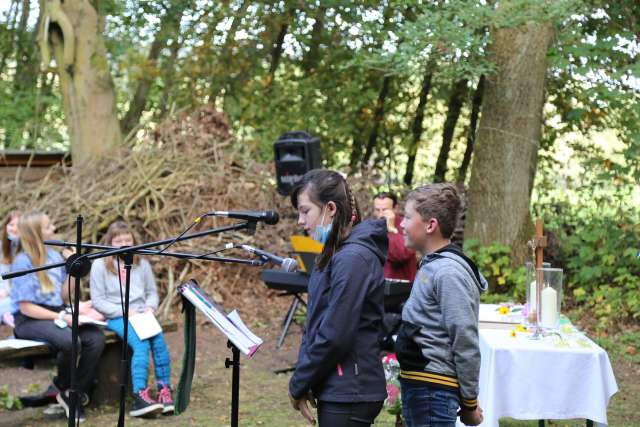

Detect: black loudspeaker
[274, 131, 322, 196]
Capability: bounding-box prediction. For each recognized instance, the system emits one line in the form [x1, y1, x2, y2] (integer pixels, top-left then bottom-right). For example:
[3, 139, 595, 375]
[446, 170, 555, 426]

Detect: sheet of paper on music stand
[227, 310, 263, 346]
[0, 338, 46, 349]
[129, 311, 163, 340]
[179, 281, 263, 357]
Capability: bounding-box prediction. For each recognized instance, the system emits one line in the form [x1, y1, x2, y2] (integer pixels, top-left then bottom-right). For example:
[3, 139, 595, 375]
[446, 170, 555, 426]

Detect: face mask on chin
[313, 206, 333, 244]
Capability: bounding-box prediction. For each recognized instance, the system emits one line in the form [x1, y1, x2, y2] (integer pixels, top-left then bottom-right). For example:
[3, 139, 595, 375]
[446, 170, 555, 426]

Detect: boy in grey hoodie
[395, 184, 487, 427]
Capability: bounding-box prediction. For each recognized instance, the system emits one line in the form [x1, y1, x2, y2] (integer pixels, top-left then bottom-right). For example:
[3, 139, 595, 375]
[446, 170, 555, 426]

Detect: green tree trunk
[120, 2, 187, 136]
[465, 20, 554, 264]
[457, 75, 485, 183]
[434, 78, 468, 182]
[404, 70, 433, 186]
[41, 0, 121, 164]
[362, 75, 392, 168]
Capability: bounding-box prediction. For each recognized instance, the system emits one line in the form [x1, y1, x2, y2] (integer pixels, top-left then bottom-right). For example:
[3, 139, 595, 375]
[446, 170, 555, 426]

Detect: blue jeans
[400, 380, 460, 427]
[107, 317, 171, 392]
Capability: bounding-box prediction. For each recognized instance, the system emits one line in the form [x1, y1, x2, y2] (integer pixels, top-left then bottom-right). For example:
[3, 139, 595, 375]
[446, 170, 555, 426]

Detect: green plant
[0, 385, 22, 411]
[463, 239, 526, 300]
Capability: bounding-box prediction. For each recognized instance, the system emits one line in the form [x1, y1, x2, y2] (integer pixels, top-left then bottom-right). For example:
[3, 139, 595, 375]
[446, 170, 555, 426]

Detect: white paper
[181, 286, 254, 353]
[479, 303, 523, 324]
[227, 310, 263, 346]
[0, 338, 46, 349]
[179, 283, 263, 356]
[129, 311, 162, 340]
[78, 315, 107, 326]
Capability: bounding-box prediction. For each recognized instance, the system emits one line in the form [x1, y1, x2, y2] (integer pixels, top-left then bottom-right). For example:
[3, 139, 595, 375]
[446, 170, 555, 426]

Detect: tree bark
[209, 0, 248, 101]
[404, 70, 433, 186]
[157, 39, 181, 119]
[120, 2, 187, 136]
[465, 20, 554, 264]
[42, 0, 121, 164]
[457, 75, 485, 183]
[361, 75, 392, 168]
[269, 7, 296, 79]
[302, 6, 326, 74]
[433, 78, 468, 182]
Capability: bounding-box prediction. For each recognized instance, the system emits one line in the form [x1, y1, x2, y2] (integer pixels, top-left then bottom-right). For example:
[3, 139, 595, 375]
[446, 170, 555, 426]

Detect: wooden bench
[0, 320, 177, 406]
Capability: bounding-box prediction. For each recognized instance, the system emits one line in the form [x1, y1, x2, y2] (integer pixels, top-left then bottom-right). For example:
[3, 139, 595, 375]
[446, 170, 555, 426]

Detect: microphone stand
[3, 217, 264, 427]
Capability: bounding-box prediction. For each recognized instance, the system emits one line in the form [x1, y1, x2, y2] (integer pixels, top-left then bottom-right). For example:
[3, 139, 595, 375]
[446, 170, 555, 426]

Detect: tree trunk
[302, 6, 326, 74]
[465, 21, 554, 264]
[157, 39, 181, 119]
[42, 0, 121, 164]
[404, 70, 433, 186]
[120, 2, 187, 136]
[361, 75, 391, 168]
[457, 75, 485, 183]
[12, 0, 31, 79]
[433, 78, 468, 182]
[209, 0, 248, 101]
[269, 8, 296, 78]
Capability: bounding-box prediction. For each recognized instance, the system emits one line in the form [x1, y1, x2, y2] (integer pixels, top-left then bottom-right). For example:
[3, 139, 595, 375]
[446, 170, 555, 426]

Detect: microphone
[206, 210, 279, 225]
[239, 244, 298, 272]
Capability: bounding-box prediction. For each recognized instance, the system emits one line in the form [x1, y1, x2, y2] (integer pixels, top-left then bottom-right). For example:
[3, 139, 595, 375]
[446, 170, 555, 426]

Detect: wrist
[54, 310, 67, 328]
[461, 397, 478, 411]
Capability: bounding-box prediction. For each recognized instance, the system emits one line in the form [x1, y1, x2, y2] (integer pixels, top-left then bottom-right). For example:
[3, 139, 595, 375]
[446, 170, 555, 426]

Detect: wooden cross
[532, 219, 547, 268]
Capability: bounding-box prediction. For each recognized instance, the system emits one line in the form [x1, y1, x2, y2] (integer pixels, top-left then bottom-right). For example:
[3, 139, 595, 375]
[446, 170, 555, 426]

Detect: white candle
[528, 280, 537, 311]
[541, 286, 558, 328]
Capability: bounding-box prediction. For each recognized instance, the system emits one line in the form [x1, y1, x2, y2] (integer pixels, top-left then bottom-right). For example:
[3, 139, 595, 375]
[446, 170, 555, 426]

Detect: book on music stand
[178, 280, 263, 355]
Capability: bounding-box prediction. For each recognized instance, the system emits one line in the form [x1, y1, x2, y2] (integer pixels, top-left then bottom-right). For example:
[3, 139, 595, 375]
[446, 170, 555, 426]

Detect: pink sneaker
[157, 384, 174, 415]
[130, 387, 163, 418]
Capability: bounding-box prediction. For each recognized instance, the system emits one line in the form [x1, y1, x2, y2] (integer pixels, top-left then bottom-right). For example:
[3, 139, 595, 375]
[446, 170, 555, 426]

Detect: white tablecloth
[457, 326, 618, 427]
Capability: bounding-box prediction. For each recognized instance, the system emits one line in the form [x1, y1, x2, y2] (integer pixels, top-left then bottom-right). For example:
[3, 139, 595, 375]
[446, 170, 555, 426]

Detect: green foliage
[0, 385, 22, 411]
[593, 329, 640, 365]
[463, 239, 526, 301]
[548, 210, 639, 331]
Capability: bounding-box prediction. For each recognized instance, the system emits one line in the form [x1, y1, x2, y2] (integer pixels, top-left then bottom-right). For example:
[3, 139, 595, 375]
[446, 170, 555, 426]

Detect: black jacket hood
[342, 219, 388, 265]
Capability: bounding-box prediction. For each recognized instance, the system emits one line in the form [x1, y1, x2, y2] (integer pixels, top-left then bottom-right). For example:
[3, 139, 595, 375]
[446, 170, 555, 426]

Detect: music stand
[3, 215, 264, 427]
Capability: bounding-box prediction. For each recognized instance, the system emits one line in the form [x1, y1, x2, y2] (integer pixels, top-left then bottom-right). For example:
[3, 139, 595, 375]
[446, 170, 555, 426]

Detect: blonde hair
[1, 210, 21, 264]
[18, 211, 55, 293]
[102, 221, 140, 276]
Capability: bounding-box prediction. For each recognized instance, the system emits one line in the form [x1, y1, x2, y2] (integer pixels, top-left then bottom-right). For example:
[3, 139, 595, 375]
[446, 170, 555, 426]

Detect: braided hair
[291, 169, 362, 270]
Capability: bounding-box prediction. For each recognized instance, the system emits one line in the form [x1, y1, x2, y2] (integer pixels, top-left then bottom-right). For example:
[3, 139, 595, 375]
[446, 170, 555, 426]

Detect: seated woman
[90, 220, 173, 418]
[1, 210, 20, 327]
[10, 211, 105, 422]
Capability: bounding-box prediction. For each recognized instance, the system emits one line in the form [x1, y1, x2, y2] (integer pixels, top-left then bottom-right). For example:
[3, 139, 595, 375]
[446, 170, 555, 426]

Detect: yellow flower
[499, 306, 509, 315]
[516, 324, 528, 333]
[510, 329, 517, 338]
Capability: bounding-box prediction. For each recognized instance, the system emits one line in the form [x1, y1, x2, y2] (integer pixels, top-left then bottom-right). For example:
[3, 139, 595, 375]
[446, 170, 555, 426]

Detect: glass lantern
[537, 267, 563, 330]
[524, 261, 550, 326]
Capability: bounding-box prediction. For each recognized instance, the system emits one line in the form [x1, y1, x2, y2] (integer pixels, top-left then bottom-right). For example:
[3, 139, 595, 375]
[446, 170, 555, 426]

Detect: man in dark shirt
[373, 192, 417, 281]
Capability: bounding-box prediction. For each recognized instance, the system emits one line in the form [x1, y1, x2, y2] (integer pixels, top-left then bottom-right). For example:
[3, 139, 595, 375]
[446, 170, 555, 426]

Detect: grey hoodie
[395, 244, 487, 411]
[89, 257, 159, 319]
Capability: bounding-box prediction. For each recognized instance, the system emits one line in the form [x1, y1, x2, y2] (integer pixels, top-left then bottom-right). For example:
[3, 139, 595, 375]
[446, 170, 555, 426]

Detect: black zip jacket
[289, 219, 389, 403]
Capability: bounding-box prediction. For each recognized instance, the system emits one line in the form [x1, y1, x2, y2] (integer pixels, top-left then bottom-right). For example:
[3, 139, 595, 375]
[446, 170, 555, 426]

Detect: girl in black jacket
[289, 169, 388, 427]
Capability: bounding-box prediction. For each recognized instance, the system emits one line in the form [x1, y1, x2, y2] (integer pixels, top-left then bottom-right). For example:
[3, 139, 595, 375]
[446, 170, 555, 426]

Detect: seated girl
[1, 210, 21, 327]
[90, 220, 173, 418]
[11, 211, 105, 422]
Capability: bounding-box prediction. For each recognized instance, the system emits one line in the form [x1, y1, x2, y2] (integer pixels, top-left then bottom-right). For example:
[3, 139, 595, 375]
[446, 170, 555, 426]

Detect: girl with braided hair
[289, 169, 389, 427]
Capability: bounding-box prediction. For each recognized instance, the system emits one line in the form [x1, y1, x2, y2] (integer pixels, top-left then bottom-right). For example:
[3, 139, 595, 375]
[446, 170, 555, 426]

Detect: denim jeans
[400, 380, 460, 427]
[107, 317, 171, 392]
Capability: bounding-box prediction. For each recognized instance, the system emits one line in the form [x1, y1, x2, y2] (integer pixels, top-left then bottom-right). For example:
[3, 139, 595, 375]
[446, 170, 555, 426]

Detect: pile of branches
[0, 106, 298, 321]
